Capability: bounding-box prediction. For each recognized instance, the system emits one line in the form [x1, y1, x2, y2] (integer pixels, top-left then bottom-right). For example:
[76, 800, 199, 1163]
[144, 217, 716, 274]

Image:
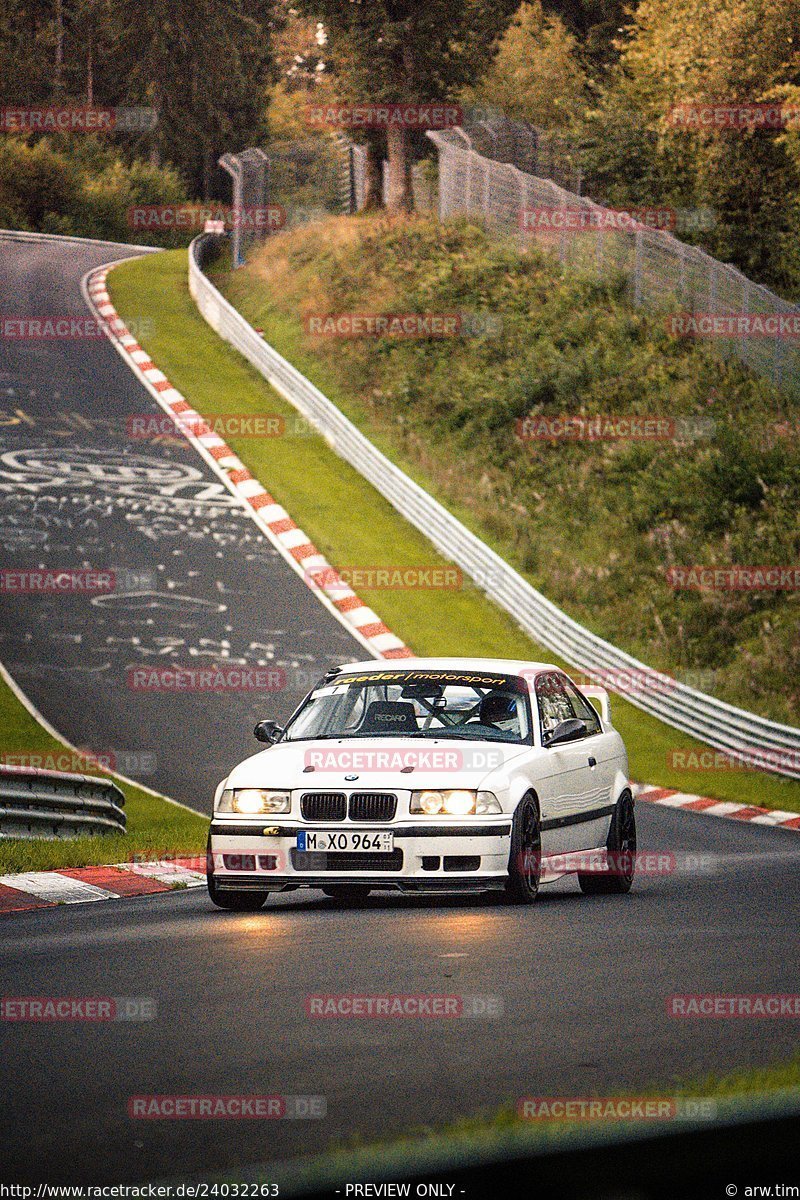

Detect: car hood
[225, 737, 531, 792]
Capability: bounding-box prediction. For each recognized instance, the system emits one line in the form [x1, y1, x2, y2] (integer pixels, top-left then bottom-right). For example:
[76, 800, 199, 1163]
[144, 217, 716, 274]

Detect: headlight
[410, 790, 502, 816]
[217, 789, 291, 814]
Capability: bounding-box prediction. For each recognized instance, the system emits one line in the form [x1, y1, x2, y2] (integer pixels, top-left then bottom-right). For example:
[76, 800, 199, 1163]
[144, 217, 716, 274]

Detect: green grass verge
[0, 670, 207, 875]
[108, 248, 800, 815]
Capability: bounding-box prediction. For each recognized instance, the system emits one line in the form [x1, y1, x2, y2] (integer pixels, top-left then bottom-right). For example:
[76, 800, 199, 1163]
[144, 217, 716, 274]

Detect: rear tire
[505, 796, 541, 904]
[206, 836, 270, 910]
[578, 791, 636, 895]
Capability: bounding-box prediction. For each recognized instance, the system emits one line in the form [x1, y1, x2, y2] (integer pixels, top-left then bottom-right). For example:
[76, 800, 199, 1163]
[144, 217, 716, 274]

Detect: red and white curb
[633, 782, 800, 830]
[85, 266, 412, 662]
[0, 858, 206, 915]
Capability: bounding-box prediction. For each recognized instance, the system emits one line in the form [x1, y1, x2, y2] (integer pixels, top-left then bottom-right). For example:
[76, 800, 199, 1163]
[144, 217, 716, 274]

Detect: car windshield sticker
[331, 670, 527, 693]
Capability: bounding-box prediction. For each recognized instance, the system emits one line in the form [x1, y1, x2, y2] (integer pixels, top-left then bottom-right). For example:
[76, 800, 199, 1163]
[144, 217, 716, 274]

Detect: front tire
[505, 796, 542, 904]
[578, 791, 636, 895]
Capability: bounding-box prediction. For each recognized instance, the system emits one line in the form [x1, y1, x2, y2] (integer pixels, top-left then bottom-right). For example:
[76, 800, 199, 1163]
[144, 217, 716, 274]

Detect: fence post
[633, 226, 644, 306]
[517, 167, 526, 238]
[219, 148, 269, 269]
[678, 240, 687, 305]
[348, 146, 357, 213]
[773, 312, 784, 390]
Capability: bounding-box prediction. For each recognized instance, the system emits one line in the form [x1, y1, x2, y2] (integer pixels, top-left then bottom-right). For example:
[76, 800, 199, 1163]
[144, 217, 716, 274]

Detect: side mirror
[254, 720, 283, 745]
[543, 717, 587, 747]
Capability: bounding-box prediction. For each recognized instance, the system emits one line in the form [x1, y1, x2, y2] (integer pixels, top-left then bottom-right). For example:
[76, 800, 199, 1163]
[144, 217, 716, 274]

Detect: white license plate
[297, 830, 394, 853]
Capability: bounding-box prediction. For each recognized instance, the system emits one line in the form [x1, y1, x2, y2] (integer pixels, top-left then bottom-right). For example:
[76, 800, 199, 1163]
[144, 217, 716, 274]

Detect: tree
[543, 0, 627, 76]
[110, 0, 281, 197]
[463, 1, 588, 131]
[0, 1, 281, 198]
[581, 0, 800, 291]
[295, 0, 519, 211]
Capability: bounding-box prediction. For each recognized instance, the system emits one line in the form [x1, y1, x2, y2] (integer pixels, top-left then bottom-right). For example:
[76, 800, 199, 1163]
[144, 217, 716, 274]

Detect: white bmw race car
[207, 658, 636, 909]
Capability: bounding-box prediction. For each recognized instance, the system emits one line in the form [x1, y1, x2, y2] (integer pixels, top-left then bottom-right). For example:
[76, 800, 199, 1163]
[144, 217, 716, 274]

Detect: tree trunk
[202, 145, 212, 201]
[54, 0, 64, 95]
[362, 130, 385, 210]
[86, 39, 94, 106]
[386, 123, 414, 213]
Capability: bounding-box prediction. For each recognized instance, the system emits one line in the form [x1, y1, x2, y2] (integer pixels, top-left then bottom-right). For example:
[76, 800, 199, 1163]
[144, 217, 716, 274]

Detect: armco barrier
[187, 234, 800, 779]
[0, 764, 126, 839]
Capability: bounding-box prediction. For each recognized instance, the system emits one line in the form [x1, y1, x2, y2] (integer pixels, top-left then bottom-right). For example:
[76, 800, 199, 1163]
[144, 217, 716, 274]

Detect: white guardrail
[188, 234, 800, 779]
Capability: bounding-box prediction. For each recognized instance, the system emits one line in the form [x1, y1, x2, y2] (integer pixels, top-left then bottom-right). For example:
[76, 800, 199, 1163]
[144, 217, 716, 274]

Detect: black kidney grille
[300, 792, 346, 821]
[348, 792, 397, 822]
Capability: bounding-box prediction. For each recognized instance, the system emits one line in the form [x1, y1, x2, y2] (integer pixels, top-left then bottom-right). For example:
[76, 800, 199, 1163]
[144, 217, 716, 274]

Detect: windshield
[282, 669, 532, 745]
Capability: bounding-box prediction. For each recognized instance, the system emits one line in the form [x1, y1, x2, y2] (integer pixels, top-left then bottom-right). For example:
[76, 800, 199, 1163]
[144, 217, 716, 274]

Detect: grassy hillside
[214, 215, 799, 729]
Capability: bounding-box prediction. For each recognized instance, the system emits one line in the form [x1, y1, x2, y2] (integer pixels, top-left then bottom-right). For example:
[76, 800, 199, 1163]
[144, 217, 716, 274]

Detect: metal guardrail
[0, 227, 161, 252]
[188, 234, 800, 779]
[0, 764, 126, 839]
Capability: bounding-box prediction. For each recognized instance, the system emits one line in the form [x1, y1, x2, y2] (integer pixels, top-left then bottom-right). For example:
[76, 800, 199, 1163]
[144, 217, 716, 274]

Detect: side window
[535, 674, 575, 738]
[562, 679, 602, 736]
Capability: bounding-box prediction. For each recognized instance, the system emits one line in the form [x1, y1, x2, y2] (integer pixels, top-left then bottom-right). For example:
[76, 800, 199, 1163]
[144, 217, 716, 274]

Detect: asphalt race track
[1, 235, 799, 1185]
[0, 234, 360, 809]
[2, 806, 800, 1183]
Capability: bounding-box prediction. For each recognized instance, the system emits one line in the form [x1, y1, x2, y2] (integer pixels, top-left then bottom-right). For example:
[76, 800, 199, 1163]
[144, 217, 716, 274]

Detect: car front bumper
[208, 819, 513, 893]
